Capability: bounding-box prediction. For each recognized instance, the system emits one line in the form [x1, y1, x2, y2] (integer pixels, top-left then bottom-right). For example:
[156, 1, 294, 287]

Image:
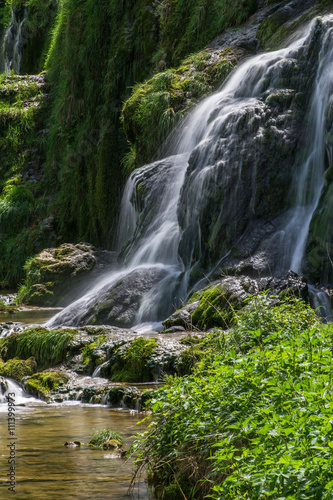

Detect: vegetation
[0, 327, 77, 367]
[109, 337, 159, 383]
[122, 49, 237, 166]
[133, 295, 333, 499]
[24, 370, 68, 395]
[0, 74, 50, 287]
[0, 356, 36, 380]
[80, 334, 106, 374]
[89, 428, 124, 449]
[0, 299, 17, 313]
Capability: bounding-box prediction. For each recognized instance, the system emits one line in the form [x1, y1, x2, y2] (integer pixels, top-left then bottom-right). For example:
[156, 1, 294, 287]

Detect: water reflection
[0, 404, 149, 499]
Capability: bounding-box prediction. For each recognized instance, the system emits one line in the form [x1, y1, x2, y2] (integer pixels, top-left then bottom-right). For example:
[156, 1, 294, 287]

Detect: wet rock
[0, 376, 8, 394]
[18, 243, 98, 307]
[79, 266, 169, 328]
[103, 440, 122, 450]
[106, 386, 142, 409]
[163, 301, 198, 330]
[64, 441, 81, 448]
[164, 272, 310, 331]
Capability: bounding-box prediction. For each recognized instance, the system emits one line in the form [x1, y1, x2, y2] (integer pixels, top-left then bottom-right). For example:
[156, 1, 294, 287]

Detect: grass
[0, 327, 77, 368]
[89, 429, 124, 448]
[132, 294, 333, 499]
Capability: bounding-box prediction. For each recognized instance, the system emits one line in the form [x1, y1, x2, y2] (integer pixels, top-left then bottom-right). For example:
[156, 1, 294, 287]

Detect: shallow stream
[0, 402, 149, 499]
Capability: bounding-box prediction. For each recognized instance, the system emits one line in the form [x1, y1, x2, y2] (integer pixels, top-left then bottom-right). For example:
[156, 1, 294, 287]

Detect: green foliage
[0, 299, 17, 312]
[160, 0, 257, 66]
[110, 337, 158, 383]
[25, 370, 68, 395]
[41, 0, 257, 247]
[0, 327, 77, 367]
[0, 356, 37, 381]
[80, 335, 106, 373]
[44, 0, 160, 246]
[0, 75, 50, 287]
[133, 296, 333, 499]
[191, 284, 240, 330]
[89, 428, 124, 448]
[122, 50, 235, 165]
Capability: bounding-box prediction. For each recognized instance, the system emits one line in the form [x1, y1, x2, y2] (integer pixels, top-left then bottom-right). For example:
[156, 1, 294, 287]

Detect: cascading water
[0, 378, 40, 405]
[4, 7, 27, 74]
[48, 16, 333, 330]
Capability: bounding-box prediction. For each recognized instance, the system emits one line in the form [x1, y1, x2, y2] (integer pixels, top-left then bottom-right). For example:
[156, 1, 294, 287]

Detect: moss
[25, 370, 68, 395]
[0, 74, 50, 288]
[17, 243, 96, 305]
[257, 2, 333, 51]
[110, 337, 158, 383]
[89, 429, 124, 448]
[122, 49, 237, 166]
[160, 0, 257, 66]
[80, 335, 106, 374]
[191, 285, 240, 330]
[0, 327, 77, 367]
[176, 344, 207, 376]
[0, 356, 37, 381]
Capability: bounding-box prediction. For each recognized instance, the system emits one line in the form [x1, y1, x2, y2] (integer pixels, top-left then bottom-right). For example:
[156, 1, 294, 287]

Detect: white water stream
[4, 7, 27, 74]
[48, 16, 333, 329]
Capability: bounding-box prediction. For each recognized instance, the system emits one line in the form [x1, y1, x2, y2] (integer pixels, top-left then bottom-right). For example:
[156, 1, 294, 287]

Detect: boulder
[18, 243, 98, 306]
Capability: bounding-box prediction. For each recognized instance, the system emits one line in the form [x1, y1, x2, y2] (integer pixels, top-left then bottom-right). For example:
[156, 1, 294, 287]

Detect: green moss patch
[191, 284, 240, 330]
[25, 370, 68, 396]
[0, 74, 49, 288]
[17, 242, 96, 305]
[0, 356, 37, 381]
[109, 337, 158, 383]
[122, 49, 238, 166]
[89, 428, 124, 449]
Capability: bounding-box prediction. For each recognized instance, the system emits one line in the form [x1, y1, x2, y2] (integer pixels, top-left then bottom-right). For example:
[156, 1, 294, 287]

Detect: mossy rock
[176, 344, 207, 376]
[122, 48, 239, 166]
[17, 243, 97, 306]
[80, 335, 106, 375]
[0, 356, 37, 381]
[108, 337, 159, 383]
[24, 371, 69, 397]
[0, 327, 77, 368]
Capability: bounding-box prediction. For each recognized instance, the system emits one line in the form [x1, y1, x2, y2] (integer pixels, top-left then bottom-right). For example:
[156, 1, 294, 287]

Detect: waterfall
[48, 15, 333, 330]
[3, 7, 27, 74]
[0, 377, 40, 405]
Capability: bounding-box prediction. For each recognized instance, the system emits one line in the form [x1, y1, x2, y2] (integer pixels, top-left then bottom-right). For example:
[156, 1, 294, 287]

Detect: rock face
[164, 272, 310, 331]
[18, 243, 98, 306]
[79, 267, 169, 328]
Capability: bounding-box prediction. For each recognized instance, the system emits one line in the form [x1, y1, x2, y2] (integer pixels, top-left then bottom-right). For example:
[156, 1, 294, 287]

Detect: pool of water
[0, 307, 63, 325]
[0, 402, 150, 499]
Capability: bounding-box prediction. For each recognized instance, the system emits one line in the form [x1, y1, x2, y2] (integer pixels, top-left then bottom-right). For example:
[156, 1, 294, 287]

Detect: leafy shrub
[133, 296, 333, 499]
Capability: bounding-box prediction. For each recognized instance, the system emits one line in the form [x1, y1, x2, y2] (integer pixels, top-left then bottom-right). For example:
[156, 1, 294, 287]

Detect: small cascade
[0, 377, 40, 405]
[48, 15, 333, 330]
[308, 285, 333, 322]
[4, 7, 28, 74]
[92, 361, 109, 378]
